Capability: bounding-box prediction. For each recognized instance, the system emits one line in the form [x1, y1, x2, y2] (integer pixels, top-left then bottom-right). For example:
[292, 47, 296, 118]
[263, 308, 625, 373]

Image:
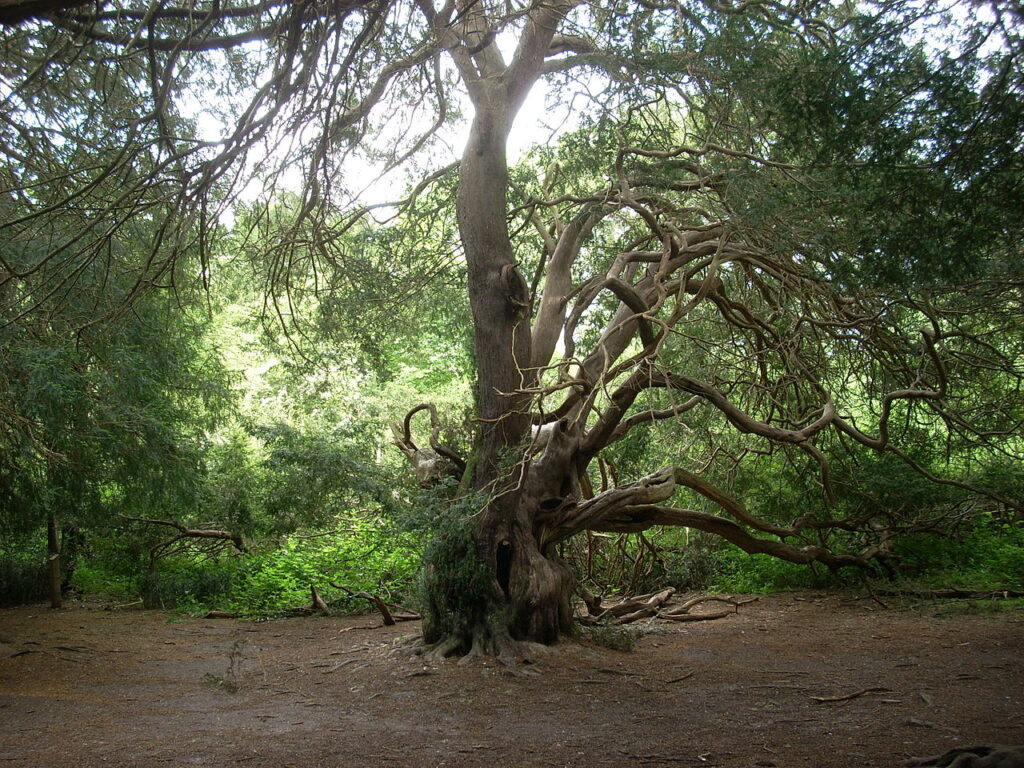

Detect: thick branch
[531, 208, 604, 371]
[391, 403, 466, 485]
[659, 373, 836, 445]
[119, 516, 246, 555]
[0, 0, 94, 25]
[597, 506, 873, 569]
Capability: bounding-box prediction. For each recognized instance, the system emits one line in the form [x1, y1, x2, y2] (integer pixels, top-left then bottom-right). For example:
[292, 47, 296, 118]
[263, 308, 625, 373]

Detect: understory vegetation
[1, 201, 1021, 613]
[5, 499, 1023, 614]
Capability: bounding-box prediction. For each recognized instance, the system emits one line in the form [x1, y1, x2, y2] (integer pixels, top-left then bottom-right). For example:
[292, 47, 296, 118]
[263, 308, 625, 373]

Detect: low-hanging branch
[119, 516, 247, 560]
[594, 504, 878, 570]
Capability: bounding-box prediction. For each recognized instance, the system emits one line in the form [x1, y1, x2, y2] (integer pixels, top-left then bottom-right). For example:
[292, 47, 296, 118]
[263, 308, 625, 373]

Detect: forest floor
[1, 591, 1022, 768]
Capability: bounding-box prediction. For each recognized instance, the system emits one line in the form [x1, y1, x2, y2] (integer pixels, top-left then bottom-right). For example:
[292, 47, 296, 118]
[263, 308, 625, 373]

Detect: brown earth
[1, 592, 1022, 768]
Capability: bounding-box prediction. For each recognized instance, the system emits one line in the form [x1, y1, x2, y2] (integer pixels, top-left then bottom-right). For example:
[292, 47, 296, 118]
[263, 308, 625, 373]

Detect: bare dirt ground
[1, 591, 1022, 768]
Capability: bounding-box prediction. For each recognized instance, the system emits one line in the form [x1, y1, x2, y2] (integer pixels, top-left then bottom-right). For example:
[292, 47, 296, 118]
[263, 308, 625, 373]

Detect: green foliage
[893, 520, 1024, 591]
[655, 536, 726, 593]
[226, 527, 419, 614]
[416, 493, 493, 642]
[67, 564, 133, 600]
[81, 520, 422, 615]
[709, 550, 838, 594]
[0, 290, 233, 540]
[139, 559, 240, 610]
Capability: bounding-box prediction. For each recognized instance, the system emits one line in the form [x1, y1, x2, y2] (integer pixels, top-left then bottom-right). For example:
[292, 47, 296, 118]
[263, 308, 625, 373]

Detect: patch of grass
[202, 672, 239, 694]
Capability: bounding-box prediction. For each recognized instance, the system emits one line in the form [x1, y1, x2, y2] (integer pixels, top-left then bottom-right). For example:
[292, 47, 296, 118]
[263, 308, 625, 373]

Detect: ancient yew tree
[2, 0, 1021, 652]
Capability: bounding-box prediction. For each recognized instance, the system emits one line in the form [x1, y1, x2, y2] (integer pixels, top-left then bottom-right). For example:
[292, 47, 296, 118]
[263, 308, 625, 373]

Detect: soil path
[1, 592, 1022, 767]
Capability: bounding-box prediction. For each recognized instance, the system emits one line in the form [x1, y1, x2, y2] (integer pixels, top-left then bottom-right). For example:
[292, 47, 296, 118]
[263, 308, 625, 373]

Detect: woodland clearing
[1, 592, 1022, 768]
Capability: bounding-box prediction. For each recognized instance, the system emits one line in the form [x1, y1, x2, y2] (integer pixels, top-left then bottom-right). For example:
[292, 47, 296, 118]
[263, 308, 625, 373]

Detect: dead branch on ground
[660, 595, 759, 622]
[578, 591, 758, 625]
[810, 686, 892, 703]
[331, 582, 421, 625]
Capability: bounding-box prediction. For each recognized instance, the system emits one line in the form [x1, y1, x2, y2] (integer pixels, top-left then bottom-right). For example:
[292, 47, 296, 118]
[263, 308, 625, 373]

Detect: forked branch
[391, 403, 467, 486]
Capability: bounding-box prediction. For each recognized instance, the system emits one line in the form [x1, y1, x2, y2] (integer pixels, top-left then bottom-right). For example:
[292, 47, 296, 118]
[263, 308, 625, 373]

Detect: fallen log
[580, 588, 676, 624]
[659, 595, 758, 623]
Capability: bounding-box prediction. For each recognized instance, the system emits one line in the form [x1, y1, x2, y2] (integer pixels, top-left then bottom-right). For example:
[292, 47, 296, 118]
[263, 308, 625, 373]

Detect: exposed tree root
[578, 591, 757, 626]
[414, 634, 464, 661]
[411, 620, 549, 669]
[905, 745, 1024, 767]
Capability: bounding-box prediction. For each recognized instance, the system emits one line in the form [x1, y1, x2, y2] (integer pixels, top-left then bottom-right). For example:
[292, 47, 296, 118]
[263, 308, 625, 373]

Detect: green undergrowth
[0, 547, 50, 607]
[708, 550, 841, 593]
[12, 507, 1021, 616]
[66, 524, 420, 616]
[694, 516, 1024, 596]
[415, 493, 493, 643]
[889, 520, 1024, 592]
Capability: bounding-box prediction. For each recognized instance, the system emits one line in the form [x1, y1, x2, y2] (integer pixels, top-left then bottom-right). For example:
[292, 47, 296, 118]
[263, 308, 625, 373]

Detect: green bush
[0, 550, 49, 607]
[138, 559, 240, 609]
[893, 519, 1024, 590]
[417, 508, 492, 643]
[68, 563, 133, 599]
[658, 537, 726, 592]
[710, 548, 838, 593]
[224, 525, 419, 614]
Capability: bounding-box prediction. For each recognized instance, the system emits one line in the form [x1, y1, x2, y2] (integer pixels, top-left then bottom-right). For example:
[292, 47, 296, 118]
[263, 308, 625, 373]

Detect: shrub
[0, 550, 49, 607]
[417, 507, 492, 643]
[138, 559, 239, 609]
[893, 519, 1024, 590]
[710, 548, 838, 593]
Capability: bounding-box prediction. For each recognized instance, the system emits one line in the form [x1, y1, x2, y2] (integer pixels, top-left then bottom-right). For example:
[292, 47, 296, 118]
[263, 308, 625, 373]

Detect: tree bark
[447, 100, 575, 651]
[418, 1, 582, 655]
[458, 95, 532, 484]
[47, 513, 62, 610]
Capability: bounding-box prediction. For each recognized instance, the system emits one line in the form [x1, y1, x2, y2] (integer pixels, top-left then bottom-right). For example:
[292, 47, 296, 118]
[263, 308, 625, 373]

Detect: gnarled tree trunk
[413, 0, 583, 657]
